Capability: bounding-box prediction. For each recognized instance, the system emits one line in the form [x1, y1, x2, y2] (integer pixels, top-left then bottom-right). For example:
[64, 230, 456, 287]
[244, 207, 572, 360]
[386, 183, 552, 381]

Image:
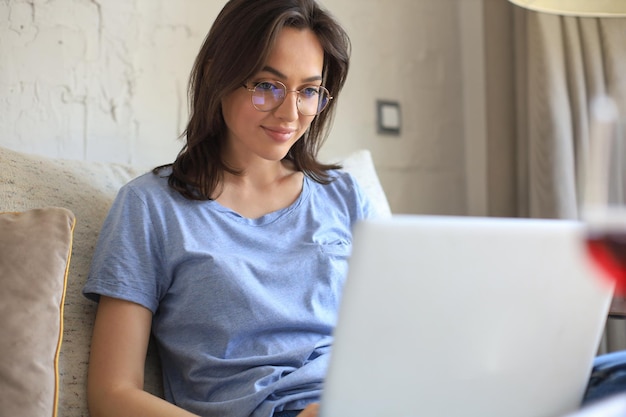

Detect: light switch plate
[377, 100, 401, 135]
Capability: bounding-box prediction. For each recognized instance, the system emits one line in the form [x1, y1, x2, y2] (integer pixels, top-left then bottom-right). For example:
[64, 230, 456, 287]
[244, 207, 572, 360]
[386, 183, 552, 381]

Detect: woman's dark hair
[155, 0, 351, 200]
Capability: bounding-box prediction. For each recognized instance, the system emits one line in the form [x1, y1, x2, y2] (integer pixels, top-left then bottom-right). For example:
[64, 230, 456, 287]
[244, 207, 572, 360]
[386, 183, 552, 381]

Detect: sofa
[0, 144, 391, 417]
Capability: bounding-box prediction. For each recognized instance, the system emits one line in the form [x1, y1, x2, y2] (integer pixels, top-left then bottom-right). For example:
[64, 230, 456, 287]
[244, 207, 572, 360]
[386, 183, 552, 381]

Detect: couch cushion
[334, 149, 392, 218]
[0, 146, 153, 416]
[0, 207, 75, 417]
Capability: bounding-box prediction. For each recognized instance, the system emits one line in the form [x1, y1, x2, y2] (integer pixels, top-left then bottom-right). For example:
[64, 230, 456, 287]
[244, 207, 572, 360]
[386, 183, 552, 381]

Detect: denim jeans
[273, 411, 301, 417]
[583, 350, 626, 405]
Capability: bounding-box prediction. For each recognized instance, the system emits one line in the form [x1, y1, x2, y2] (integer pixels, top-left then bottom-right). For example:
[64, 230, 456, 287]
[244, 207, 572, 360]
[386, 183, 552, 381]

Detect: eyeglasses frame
[242, 80, 333, 116]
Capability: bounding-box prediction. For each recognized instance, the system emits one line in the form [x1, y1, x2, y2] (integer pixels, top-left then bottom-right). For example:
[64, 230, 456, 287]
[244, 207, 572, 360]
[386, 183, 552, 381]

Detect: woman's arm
[298, 404, 319, 417]
[87, 296, 199, 417]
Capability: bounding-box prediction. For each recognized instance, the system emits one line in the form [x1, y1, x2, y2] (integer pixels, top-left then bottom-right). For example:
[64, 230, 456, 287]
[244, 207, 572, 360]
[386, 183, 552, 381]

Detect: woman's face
[221, 27, 325, 166]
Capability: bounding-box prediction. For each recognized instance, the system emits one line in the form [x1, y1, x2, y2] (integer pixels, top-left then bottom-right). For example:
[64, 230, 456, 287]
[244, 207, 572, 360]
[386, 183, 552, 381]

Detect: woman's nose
[273, 91, 300, 121]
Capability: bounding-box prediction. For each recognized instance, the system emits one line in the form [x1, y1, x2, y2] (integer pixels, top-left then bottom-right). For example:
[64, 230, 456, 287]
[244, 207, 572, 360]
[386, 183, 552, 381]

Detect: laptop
[320, 215, 613, 417]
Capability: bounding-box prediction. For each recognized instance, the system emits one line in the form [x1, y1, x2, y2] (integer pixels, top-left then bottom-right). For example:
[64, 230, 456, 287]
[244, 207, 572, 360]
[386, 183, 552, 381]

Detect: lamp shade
[508, 0, 626, 17]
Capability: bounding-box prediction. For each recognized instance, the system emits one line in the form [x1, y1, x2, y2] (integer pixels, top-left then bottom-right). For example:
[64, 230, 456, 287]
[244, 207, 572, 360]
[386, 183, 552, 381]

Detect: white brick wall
[0, 0, 470, 215]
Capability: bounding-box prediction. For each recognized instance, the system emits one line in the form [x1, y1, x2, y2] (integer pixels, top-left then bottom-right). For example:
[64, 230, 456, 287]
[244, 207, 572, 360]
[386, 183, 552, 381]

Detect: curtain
[513, 8, 626, 352]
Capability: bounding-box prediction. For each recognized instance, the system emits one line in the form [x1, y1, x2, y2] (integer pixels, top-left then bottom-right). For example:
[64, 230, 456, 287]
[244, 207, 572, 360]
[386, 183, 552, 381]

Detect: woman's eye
[255, 82, 277, 92]
[301, 87, 320, 98]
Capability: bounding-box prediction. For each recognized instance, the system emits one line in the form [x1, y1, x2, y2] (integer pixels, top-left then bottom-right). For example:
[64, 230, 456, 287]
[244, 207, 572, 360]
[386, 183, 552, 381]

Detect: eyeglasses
[243, 80, 333, 116]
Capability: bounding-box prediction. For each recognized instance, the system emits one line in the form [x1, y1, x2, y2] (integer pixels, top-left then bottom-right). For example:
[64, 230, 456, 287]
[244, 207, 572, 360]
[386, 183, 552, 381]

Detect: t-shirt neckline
[209, 175, 310, 226]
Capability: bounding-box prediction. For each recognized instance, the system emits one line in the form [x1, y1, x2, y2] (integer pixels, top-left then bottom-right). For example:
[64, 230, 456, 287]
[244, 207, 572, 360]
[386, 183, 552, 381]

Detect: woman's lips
[263, 126, 296, 143]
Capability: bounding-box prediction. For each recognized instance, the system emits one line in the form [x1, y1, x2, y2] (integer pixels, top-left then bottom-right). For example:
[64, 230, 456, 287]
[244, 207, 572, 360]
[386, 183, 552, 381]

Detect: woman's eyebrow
[260, 66, 323, 83]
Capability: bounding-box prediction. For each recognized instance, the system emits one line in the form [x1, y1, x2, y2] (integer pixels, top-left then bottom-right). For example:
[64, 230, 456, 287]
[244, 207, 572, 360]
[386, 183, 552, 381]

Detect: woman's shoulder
[305, 169, 364, 202]
[115, 167, 181, 206]
[323, 168, 361, 190]
[123, 167, 171, 191]
[305, 169, 376, 219]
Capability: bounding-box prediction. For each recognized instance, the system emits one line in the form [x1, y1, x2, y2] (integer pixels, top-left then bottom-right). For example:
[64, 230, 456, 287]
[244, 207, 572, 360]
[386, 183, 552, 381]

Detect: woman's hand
[297, 403, 319, 417]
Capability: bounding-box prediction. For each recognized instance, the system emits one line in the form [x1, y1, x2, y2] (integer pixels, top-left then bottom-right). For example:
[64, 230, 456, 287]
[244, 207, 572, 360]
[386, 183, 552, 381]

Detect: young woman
[83, 1, 375, 416]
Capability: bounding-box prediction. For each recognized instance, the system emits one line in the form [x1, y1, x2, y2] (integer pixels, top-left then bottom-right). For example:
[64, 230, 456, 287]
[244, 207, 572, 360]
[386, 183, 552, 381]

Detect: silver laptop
[320, 215, 613, 417]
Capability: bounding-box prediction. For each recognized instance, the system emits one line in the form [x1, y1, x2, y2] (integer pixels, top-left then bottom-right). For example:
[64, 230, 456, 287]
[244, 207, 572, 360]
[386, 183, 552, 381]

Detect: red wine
[586, 232, 626, 294]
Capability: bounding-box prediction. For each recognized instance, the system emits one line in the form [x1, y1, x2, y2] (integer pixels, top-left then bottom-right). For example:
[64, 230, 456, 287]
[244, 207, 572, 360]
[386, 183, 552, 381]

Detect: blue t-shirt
[83, 168, 374, 417]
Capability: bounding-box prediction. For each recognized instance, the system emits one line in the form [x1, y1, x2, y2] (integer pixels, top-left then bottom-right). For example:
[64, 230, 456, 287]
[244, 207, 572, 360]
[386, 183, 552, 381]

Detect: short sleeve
[83, 183, 166, 313]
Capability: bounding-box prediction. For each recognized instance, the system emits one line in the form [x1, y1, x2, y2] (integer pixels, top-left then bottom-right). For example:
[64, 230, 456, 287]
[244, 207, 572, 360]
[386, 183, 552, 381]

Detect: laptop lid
[320, 215, 613, 417]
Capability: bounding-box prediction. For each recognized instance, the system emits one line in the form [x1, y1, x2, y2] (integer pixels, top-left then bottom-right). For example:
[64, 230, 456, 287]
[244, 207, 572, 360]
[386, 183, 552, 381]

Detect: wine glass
[582, 96, 626, 299]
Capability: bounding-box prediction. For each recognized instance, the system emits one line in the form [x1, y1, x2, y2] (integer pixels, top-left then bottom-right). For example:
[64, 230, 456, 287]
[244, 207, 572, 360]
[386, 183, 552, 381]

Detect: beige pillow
[0, 207, 76, 417]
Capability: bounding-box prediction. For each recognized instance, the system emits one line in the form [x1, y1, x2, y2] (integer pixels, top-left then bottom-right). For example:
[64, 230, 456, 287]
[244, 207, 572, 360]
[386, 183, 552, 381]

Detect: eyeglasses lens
[251, 83, 329, 116]
[252, 87, 284, 109]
